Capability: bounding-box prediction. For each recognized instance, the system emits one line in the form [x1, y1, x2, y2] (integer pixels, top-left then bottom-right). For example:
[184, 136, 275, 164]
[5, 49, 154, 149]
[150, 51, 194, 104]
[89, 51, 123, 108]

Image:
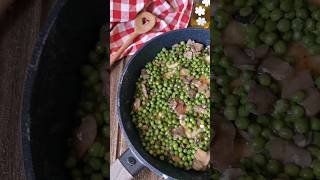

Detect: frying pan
[21, 0, 107, 179]
[112, 28, 210, 180]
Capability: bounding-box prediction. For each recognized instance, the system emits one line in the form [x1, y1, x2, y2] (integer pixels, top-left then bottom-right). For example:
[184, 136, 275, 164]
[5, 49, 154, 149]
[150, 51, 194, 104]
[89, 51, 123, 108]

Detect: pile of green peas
[65, 36, 109, 180]
[132, 41, 210, 170]
[210, 0, 320, 179]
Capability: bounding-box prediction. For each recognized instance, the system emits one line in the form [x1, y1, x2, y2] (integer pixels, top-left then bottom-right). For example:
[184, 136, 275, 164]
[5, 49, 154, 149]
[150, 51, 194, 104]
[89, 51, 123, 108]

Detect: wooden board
[110, 57, 162, 180]
[0, 0, 57, 179]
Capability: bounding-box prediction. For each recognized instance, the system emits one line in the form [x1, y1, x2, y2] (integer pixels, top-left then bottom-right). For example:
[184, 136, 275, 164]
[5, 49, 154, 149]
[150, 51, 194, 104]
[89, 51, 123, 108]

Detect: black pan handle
[110, 148, 145, 179]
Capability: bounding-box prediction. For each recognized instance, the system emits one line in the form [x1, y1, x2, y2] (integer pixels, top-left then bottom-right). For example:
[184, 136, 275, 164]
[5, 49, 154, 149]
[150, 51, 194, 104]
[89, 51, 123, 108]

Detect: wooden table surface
[0, 0, 56, 179]
[110, 57, 162, 180]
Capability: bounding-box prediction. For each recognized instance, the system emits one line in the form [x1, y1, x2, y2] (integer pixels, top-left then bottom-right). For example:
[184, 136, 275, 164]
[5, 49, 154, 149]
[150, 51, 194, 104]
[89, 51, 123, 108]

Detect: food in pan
[210, 0, 320, 179]
[64, 33, 109, 180]
[131, 40, 210, 170]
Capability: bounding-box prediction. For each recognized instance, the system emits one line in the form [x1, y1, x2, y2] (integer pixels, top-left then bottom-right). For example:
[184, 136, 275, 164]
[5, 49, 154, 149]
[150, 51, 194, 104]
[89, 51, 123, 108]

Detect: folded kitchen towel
[110, 0, 193, 59]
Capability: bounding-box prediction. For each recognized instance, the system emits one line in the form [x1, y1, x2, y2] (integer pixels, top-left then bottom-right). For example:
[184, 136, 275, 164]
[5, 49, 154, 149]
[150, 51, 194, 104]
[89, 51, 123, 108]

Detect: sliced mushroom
[248, 83, 277, 115]
[293, 133, 313, 148]
[73, 115, 97, 158]
[193, 105, 207, 114]
[171, 126, 185, 139]
[191, 79, 202, 88]
[175, 99, 187, 115]
[180, 68, 188, 76]
[133, 98, 141, 112]
[204, 55, 210, 64]
[266, 138, 312, 167]
[301, 88, 320, 116]
[184, 51, 193, 59]
[141, 83, 148, 98]
[259, 56, 294, 81]
[140, 69, 149, 80]
[192, 149, 210, 171]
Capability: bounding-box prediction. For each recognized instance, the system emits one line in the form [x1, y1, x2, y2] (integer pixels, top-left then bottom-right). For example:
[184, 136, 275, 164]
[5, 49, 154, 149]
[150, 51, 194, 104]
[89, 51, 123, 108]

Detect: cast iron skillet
[115, 28, 210, 180]
[21, 0, 107, 179]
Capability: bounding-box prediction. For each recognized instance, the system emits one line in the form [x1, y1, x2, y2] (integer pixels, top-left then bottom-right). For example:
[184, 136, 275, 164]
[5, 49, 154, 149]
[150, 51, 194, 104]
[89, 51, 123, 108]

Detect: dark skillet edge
[20, 0, 66, 179]
[116, 28, 211, 180]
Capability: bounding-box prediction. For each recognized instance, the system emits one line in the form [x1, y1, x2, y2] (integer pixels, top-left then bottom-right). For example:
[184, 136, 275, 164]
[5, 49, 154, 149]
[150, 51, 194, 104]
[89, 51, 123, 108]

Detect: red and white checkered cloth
[110, 0, 193, 59]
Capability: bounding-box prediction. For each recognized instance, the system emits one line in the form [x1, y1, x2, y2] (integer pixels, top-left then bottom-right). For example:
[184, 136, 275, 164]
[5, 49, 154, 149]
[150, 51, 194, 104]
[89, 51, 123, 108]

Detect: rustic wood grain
[0, 0, 56, 179]
[110, 57, 162, 180]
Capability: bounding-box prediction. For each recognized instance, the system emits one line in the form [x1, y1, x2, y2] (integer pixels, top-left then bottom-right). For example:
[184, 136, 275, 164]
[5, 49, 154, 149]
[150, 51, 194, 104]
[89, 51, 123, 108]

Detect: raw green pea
[258, 73, 272, 86]
[267, 160, 282, 175]
[294, 118, 309, 134]
[258, 7, 270, 19]
[251, 137, 266, 152]
[253, 154, 266, 166]
[224, 106, 238, 120]
[248, 124, 262, 137]
[270, 8, 283, 21]
[293, 31, 303, 41]
[264, 0, 279, 11]
[265, 20, 277, 32]
[291, 90, 306, 103]
[235, 117, 250, 130]
[272, 119, 285, 131]
[312, 10, 320, 21]
[280, 0, 292, 12]
[240, 6, 253, 17]
[292, 18, 304, 31]
[315, 76, 320, 88]
[234, 0, 247, 8]
[277, 19, 291, 32]
[264, 32, 278, 45]
[296, 9, 308, 19]
[273, 40, 287, 55]
[299, 167, 314, 179]
[284, 164, 300, 177]
[311, 117, 320, 131]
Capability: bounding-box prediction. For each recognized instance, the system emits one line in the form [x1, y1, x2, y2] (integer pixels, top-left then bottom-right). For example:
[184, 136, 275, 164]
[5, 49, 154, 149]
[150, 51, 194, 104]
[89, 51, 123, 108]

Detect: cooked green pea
[285, 12, 296, 19]
[313, 132, 320, 147]
[240, 6, 253, 16]
[296, 9, 308, 19]
[290, 105, 305, 118]
[267, 160, 282, 175]
[293, 31, 303, 41]
[250, 137, 266, 152]
[274, 99, 289, 114]
[270, 8, 283, 21]
[264, 0, 279, 11]
[261, 128, 273, 139]
[248, 124, 262, 137]
[235, 117, 250, 130]
[246, 24, 259, 36]
[258, 7, 270, 19]
[300, 167, 314, 179]
[308, 44, 320, 55]
[272, 119, 285, 131]
[265, 20, 277, 32]
[217, 75, 231, 86]
[224, 106, 238, 120]
[315, 76, 320, 88]
[274, 40, 287, 55]
[238, 105, 250, 117]
[253, 154, 266, 166]
[285, 164, 300, 177]
[291, 90, 306, 103]
[306, 19, 316, 31]
[234, 0, 246, 8]
[225, 95, 239, 106]
[311, 117, 320, 131]
[264, 32, 278, 45]
[292, 18, 304, 31]
[294, 118, 309, 134]
[258, 73, 272, 86]
[255, 18, 265, 29]
[302, 34, 315, 47]
[312, 10, 320, 21]
[312, 160, 320, 176]
[226, 67, 240, 78]
[257, 116, 271, 126]
[278, 127, 294, 140]
[280, 0, 292, 12]
[277, 19, 291, 32]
